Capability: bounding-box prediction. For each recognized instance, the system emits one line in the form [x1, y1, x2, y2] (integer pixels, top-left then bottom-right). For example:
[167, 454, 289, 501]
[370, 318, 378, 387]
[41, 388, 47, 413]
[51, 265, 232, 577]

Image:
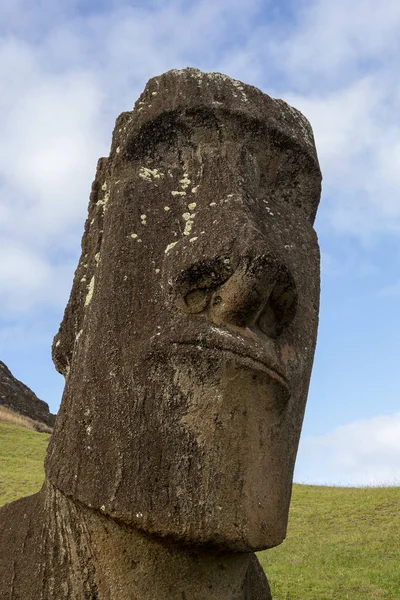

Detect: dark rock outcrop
[0, 361, 56, 427]
[0, 68, 322, 599]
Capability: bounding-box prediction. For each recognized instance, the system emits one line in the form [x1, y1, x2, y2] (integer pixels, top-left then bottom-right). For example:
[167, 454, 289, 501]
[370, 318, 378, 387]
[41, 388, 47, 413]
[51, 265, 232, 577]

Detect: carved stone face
[46, 69, 321, 552]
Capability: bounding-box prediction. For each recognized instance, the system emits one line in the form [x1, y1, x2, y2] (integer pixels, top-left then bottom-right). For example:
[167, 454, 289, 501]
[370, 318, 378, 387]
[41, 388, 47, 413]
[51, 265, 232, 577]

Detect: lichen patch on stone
[165, 241, 178, 254]
[183, 220, 194, 236]
[139, 167, 164, 182]
[179, 174, 191, 190]
[96, 184, 110, 213]
[84, 276, 95, 307]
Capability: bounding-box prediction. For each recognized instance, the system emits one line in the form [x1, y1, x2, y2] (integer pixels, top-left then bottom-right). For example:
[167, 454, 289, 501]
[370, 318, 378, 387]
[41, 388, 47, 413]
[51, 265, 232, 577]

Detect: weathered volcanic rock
[0, 67, 322, 599]
[0, 361, 56, 427]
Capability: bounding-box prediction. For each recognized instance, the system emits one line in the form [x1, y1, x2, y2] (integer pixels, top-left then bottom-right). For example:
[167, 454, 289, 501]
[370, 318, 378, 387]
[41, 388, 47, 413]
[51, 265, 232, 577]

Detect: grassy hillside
[0, 423, 399, 599]
[0, 420, 50, 506]
[258, 484, 400, 599]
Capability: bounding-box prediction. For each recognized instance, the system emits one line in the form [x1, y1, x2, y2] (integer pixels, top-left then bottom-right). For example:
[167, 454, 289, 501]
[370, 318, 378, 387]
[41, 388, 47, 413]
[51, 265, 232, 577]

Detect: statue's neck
[43, 480, 253, 599]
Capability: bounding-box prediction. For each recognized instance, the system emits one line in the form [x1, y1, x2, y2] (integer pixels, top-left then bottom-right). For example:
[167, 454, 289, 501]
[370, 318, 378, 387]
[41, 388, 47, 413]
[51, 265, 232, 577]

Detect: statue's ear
[52, 157, 109, 377]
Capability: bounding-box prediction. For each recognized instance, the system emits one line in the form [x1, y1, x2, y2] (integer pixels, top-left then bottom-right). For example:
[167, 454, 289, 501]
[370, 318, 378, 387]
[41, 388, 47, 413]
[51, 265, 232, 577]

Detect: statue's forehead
[108, 109, 321, 224]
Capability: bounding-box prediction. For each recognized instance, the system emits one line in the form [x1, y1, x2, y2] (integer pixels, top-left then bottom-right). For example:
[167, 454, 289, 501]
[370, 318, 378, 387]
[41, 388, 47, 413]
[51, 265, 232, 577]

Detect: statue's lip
[178, 339, 289, 391]
[168, 329, 290, 395]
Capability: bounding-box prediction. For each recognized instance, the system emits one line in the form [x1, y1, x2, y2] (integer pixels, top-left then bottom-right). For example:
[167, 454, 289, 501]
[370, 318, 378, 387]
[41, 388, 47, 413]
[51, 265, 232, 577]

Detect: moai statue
[0, 68, 321, 599]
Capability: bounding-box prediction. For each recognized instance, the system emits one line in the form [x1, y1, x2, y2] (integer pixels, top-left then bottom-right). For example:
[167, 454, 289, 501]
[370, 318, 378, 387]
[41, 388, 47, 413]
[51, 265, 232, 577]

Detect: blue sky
[1, 0, 400, 485]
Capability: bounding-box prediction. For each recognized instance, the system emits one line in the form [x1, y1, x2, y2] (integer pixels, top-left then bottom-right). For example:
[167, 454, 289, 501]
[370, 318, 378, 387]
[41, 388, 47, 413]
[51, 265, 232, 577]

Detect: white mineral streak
[75, 329, 83, 342]
[165, 241, 178, 254]
[85, 276, 95, 306]
[191, 185, 199, 194]
[171, 190, 186, 197]
[189, 237, 198, 243]
[210, 326, 238, 341]
[94, 252, 100, 264]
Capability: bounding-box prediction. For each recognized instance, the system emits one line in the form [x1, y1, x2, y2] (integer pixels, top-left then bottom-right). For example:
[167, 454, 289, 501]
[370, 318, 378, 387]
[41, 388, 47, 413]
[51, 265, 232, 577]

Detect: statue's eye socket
[184, 288, 211, 313]
[256, 272, 297, 338]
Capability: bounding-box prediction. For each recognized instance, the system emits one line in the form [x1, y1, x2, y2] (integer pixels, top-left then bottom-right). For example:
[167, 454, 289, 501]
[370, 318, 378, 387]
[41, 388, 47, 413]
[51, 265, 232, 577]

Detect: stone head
[46, 68, 321, 552]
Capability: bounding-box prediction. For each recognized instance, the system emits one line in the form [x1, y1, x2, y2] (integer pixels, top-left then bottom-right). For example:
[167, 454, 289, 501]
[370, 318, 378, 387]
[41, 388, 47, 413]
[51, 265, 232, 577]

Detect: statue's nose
[176, 256, 297, 339]
[209, 256, 277, 328]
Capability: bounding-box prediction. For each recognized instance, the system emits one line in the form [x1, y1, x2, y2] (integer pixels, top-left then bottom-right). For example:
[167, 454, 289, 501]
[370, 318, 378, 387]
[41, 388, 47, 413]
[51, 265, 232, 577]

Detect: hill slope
[0, 360, 56, 427]
[0, 421, 49, 506]
[0, 423, 399, 599]
[258, 484, 400, 599]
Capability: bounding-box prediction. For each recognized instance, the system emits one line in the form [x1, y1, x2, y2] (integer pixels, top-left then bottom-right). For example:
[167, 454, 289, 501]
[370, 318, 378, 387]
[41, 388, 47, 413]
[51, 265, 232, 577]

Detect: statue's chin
[102, 347, 292, 551]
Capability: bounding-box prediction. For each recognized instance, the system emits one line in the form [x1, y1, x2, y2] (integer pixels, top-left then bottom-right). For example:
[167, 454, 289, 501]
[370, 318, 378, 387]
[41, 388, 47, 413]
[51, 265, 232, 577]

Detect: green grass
[0, 421, 50, 506]
[258, 484, 400, 599]
[1, 422, 399, 599]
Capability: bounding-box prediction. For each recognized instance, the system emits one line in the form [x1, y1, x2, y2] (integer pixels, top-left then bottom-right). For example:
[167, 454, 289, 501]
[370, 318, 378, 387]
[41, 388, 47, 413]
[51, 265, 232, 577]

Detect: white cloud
[0, 64, 105, 243]
[0, 0, 266, 318]
[295, 412, 400, 486]
[0, 0, 399, 310]
[0, 239, 75, 316]
[284, 77, 400, 235]
[270, 0, 400, 86]
[227, 0, 399, 237]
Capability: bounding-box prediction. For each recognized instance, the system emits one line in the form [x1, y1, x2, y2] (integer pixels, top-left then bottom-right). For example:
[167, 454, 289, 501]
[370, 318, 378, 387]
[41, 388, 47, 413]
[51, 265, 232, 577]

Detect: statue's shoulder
[0, 490, 45, 600]
[243, 553, 273, 600]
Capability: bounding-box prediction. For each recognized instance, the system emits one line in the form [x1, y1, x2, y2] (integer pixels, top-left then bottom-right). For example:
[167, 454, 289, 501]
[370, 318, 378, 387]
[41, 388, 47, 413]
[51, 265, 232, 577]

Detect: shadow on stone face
[0, 68, 321, 600]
